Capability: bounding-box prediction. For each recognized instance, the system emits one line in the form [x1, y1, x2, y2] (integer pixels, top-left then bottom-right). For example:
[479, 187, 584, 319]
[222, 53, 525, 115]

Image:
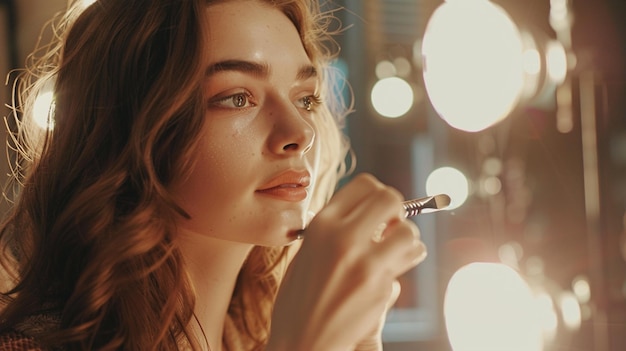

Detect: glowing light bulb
[571, 275, 591, 304]
[370, 77, 414, 118]
[444, 262, 543, 351]
[546, 40, 568, 84]
[535, 291, 558, 341]
[559, 291, 582, 331]
[426, 167, 468, 210]
[523, 49, 541, 75]
[375, 60, 396, 79]
[422, 0, 524, 132]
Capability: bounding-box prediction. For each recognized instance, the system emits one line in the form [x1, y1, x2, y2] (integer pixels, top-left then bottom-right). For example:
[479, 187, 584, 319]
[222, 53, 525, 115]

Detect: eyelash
[300, 94, 322, 112]
[208, 91, 322, 112]
[210, 92, 255, 109]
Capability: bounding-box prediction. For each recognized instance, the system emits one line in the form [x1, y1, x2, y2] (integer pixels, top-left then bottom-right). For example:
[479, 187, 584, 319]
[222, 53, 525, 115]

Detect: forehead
[203, 1, 309, 65]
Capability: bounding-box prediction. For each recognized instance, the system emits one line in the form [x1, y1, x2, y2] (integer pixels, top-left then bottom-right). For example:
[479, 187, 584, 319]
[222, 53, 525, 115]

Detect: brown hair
[0, 0, 350, 350]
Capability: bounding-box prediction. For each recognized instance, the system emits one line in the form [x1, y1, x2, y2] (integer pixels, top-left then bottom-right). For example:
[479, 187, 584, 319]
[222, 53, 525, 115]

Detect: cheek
[173, 122, 260, 213]
[186, 135, 254, 196]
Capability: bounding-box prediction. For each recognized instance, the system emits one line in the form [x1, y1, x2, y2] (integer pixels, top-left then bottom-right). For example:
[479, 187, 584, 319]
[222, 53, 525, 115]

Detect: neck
[177, 230, 253, 351]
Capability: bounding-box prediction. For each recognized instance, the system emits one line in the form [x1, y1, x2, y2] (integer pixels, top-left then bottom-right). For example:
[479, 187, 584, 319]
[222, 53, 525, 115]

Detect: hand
[353, 280, 401, 351]
[267, 174, 427, 351]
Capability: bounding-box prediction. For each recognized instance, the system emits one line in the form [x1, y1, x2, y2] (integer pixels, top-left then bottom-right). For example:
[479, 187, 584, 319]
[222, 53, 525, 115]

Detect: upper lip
[257, 169, 311, 191]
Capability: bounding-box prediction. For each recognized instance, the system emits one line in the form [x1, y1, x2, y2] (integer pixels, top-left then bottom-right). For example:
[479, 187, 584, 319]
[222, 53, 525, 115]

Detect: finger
[312, 174, 405, 242]
[341, 185, 405, 240]
[373, 220, 427, 276]
[321, 173, 388, 219]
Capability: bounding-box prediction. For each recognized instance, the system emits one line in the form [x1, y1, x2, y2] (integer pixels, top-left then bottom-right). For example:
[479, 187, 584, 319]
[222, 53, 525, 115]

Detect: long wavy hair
[0, 0, 350, 349]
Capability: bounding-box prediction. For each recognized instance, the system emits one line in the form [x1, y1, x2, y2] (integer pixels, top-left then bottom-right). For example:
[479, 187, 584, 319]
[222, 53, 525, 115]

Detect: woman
[0, 0, 427, 350]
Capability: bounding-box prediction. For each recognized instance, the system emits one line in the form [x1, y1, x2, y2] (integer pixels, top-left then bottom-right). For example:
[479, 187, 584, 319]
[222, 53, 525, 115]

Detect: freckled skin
[169, 1, 321, 246]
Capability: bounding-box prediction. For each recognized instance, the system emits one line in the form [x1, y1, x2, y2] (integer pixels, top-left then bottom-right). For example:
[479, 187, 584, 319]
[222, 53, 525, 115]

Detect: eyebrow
[205, 59, 317, 81]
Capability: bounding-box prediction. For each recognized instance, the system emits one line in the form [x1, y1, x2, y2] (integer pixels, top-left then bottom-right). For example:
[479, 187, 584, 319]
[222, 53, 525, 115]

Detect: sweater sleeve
[0, 330, 48, 351]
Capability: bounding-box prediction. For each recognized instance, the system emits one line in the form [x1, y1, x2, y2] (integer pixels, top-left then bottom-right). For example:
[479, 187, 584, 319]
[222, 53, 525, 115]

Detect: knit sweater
[0, 313, 59, 351]
[0, 330, 46, 351]
[0, 313, 250, 350]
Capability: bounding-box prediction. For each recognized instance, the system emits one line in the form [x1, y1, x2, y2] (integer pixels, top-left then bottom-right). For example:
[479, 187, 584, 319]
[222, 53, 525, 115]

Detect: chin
[244, 222, 302, 247]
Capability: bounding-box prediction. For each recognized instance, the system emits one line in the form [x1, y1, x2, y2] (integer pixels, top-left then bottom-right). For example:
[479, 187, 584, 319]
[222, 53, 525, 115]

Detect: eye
[298, 94, 322, 112]
[209, 92, 255, 109]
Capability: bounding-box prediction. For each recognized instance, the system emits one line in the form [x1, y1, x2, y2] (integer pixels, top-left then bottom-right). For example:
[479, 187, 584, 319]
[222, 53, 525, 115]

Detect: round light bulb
[444, 262, 543, 351]
[370, 77, 414, 118]
[426, 167, 469, 210]
[422, 0, 524, 132]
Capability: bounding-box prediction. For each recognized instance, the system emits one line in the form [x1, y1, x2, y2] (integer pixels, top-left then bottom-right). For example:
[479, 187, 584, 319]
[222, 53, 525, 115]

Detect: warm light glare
[536, 292, 558, 341]
[482, 157, 503, 175]
[525, 256, 546, 276]
[546, 40, 568, 84]
[572, 275, 591, 303]
[559, 292, 582, 331]
[82, 0, 97, 7]
[523, 49, 541, 75]
[444, 263, 543, 351]
[498, 241, 524, 269]
[481, 176, 502, 195]
[370, 77, 414, 118]
[550, 0, 571, 30]
[33, 86, 55, 130]
[425, 167, 468, 210]
[422, 0, 524, 132]
[393, 57, 412, 77]
[556, 81, 574, 133]
[375, 60, 396, 79]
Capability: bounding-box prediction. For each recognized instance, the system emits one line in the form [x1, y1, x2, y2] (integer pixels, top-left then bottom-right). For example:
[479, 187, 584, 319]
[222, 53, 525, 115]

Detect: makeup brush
[294, 194, 450, 240]
[403, 194, 451, 217]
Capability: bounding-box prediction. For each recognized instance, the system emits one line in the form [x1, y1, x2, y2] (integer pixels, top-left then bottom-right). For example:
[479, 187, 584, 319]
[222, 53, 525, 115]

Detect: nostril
[283, 143, 299, 151]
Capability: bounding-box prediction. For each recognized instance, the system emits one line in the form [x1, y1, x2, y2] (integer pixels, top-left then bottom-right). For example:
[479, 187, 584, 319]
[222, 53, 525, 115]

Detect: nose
[266, 100, 316, 156]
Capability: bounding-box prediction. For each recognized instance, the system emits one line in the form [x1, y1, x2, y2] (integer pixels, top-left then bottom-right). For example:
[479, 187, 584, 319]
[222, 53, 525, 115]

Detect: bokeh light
[370, 77, 414, 118]
[559, 291, 582, 331]
[571, 275, 591, 304]
[422, 0, 524, 132]
[546, 40, 568, 84]
[444, 263, 543, 351]
[481, 176, 502, 195]
[33, 81, 56, 130]
[523, 48, 542, 75]
[498, 241, 524, 269]
[393, 57, 412, 78]
[375, 60, 396, 79]
[535, 291, 559, 341]
[426, 167, 469, 210]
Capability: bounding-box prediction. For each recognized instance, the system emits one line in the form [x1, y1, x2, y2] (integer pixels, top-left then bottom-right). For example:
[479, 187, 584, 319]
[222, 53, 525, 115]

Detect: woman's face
[170, 0, 321, 246]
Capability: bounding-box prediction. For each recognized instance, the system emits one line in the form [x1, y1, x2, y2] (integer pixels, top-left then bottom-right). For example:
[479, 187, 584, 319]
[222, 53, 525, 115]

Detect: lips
[256, 170, 311, 202]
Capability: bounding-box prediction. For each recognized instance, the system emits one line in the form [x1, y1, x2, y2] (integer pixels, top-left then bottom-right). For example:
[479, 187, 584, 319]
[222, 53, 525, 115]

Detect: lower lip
[256, 187, 308, 202]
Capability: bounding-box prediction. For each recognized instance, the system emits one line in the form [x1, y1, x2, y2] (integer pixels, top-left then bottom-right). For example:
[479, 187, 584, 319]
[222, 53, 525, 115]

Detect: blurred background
[1, 0, 625, 350]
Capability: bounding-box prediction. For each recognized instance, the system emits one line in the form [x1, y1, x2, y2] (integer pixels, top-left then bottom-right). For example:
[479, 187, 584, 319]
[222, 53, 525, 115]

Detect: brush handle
[402, 194, 450, 218]
[294, 195, 448, 240]
[403, 198, 426, 218]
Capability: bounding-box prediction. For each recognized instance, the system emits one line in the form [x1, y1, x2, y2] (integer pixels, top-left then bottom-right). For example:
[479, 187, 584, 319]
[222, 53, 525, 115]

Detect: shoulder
[0, 330, 49, 351]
